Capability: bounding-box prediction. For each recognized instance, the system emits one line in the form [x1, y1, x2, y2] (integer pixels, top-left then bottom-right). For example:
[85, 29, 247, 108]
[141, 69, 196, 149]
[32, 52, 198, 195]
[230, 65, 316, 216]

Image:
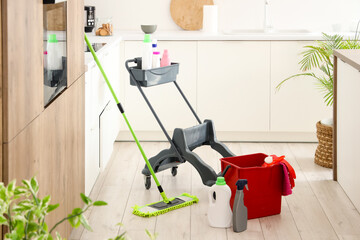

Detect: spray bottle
[233, 179, 248, 232]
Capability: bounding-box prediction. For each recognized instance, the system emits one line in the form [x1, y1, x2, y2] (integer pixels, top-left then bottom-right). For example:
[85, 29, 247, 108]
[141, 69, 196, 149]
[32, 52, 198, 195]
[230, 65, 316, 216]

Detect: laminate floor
[70, 142, 360, 240]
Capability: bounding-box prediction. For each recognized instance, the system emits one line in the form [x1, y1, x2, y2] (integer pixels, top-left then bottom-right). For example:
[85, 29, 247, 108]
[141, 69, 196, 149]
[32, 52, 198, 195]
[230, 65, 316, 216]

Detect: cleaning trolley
[125, 57, 236, 189]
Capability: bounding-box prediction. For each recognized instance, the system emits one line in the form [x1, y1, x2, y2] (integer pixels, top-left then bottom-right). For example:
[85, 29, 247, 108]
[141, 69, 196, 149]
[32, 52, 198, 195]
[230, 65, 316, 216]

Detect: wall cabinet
[120, 40, 331, 142]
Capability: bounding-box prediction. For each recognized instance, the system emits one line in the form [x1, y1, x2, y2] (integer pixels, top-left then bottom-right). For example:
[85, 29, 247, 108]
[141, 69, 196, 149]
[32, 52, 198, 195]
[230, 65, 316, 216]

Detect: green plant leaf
[68, 214, 79, 228]
[47, 204, 59, 213]
[55, 232, 62, 240]
[80, 193, 91, 205]
[93, 201, 107, 206]
[79, 215, 92, 231]
[0, 215, 8, 225]
[31, 177, 39, 194]
[7, 180, 16, 193]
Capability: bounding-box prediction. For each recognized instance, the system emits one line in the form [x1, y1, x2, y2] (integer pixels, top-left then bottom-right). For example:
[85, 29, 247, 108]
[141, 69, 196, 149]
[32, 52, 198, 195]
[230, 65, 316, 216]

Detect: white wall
[85, 0, 360, 32]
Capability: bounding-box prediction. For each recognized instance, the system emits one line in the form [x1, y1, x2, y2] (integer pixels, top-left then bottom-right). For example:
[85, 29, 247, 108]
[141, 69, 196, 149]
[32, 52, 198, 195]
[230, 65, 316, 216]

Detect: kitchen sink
[223, 29, 311, 35]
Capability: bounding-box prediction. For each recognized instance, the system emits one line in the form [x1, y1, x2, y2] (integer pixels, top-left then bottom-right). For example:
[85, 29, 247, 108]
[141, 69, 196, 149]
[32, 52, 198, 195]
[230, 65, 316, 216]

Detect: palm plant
[276, 33, 360, 106]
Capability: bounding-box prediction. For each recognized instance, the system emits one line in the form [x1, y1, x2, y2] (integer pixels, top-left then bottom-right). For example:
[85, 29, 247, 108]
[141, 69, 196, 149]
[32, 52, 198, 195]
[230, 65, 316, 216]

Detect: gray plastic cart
[126, 58, 235, 189]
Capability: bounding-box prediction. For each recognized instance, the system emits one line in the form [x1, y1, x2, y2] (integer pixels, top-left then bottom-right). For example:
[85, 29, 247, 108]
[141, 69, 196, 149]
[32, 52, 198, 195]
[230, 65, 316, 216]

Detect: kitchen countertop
[334, 49, 360, 71]
[84, 32, 122, 71]
[118, 30, 357, 41]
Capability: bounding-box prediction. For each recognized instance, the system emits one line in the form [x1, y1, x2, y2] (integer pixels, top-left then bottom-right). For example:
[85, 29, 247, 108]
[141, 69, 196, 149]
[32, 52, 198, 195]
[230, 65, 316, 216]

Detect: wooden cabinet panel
[39, 91, 67, 236]
[270, 41, 332, 132]
[67, 0, 85, 86]
[197, 41, 270, 132]
[2, 0, 43, 142]
[64, 75, 85, 236]
[3, 116, 41, 185]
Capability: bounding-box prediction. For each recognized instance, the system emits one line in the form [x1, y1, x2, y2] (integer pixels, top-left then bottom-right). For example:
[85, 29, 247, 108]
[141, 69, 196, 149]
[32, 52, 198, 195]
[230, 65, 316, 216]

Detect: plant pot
[314, 121, 333, 168]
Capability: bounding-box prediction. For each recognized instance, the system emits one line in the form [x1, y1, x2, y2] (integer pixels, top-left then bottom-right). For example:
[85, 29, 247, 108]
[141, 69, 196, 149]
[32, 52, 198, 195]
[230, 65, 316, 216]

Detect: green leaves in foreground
[0, 176, 108, 240]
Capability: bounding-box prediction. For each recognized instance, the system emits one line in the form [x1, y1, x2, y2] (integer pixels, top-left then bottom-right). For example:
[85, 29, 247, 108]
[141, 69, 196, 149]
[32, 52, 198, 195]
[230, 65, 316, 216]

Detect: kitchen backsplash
[85, 0, 360, 32]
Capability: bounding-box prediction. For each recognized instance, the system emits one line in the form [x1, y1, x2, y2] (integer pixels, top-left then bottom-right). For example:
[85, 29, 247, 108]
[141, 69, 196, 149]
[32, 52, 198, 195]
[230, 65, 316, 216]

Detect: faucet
[264, 0, 273, 32]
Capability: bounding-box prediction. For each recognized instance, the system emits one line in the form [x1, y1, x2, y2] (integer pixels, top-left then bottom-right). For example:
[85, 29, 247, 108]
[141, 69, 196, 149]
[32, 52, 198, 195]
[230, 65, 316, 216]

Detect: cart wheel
[171, 167, 178, 176]
[144, 176, 151, 189]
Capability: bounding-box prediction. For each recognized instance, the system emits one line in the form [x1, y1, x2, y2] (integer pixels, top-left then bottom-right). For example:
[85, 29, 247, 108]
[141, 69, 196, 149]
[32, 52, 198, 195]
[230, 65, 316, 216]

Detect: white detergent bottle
[208, 176, 232, 228]
[142, 34, 152, 70]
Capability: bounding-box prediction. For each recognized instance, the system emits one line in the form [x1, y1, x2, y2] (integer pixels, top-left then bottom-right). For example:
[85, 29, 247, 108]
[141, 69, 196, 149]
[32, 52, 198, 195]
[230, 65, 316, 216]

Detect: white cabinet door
[85, 72, 100, 196]
[337, 59, 360, 212]
[122, 41, 198, 135]
[270, 41, 332, 132]
[197, 41, 270, 132]
[100, 101, 116, 169]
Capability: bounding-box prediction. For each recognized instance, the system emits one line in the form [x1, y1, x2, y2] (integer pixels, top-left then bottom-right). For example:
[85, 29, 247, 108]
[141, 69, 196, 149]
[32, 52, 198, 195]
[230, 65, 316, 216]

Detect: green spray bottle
[233, 179, 248, 232]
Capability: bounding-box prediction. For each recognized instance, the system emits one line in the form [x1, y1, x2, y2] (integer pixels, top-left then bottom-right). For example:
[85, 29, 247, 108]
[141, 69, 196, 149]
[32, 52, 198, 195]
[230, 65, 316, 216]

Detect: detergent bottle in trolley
[207, 176, 232, 228]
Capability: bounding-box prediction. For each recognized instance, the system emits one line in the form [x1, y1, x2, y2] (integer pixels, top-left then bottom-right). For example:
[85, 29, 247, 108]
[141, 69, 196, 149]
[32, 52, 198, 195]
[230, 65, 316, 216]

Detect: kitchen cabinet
[334, 50, 360, 213]
[122, 41, 198, 137]
[2, 0, 43, 142]
[67, 0, 85, 85]
[270, 41, 332, 133]
[2, 0, 85, 238]
[119, 40, 331, 142]
[85, 42, 122, 194]
[197, 41, 270, 133]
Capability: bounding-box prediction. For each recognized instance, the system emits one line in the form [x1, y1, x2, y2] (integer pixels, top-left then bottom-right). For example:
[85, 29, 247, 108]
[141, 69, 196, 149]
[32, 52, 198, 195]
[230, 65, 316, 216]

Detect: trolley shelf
[129, 62, 179, 87]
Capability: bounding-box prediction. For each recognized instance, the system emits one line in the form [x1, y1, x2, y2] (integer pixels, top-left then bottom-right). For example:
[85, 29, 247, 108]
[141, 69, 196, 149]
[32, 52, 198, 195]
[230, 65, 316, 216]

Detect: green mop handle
[84, 33, 170, 203]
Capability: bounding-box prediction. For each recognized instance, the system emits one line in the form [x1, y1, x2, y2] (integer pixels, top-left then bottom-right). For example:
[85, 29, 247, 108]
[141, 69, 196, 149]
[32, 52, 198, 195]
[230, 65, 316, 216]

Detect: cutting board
[170, 0, 214, 31]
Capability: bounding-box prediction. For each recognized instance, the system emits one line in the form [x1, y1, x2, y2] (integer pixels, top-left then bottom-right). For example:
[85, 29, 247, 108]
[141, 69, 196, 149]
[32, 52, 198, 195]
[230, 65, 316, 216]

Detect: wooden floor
[70, 142, 360, 240]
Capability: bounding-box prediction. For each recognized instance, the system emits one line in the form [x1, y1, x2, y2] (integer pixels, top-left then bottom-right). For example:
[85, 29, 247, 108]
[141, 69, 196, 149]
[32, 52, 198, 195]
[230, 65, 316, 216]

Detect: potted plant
[276, 33, 360, 168]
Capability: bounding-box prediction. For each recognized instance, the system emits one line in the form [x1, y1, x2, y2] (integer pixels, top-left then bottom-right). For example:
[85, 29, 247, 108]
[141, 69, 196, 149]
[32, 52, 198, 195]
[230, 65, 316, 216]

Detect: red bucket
[220, 153, 283, 219]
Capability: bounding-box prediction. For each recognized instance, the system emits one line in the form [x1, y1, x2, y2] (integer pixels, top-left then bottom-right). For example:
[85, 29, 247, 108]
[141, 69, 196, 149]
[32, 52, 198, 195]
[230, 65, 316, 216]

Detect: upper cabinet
[2, 0, 85, 142]
[67, 0, 85, 86]
[2, 0, 44, 142]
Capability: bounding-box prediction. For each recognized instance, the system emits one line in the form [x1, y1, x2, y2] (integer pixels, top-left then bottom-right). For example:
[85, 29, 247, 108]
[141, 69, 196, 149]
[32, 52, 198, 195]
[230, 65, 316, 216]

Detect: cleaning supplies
[85, 33, 199, 218]
[142, 34, 152, 70]
[208, 176, 232, 228]
[47, 34, 63, 70]
[160, 49, 171, 67]
[233, 179, 248, 232]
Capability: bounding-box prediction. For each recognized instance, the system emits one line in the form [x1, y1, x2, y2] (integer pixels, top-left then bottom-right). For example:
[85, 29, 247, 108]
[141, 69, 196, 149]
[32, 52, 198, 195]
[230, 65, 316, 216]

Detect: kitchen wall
[85, 0, 360, 32]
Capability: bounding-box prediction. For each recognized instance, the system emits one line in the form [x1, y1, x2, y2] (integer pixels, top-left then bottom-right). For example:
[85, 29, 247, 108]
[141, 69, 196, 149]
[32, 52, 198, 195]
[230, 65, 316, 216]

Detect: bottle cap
[264, 156, 273, 164]
[48, 34, 58, 43]
[144, 34, 151, 43]
[152, 39, 157, 48]
[236, 179, 248, 190]
[216, 177, 226, 186]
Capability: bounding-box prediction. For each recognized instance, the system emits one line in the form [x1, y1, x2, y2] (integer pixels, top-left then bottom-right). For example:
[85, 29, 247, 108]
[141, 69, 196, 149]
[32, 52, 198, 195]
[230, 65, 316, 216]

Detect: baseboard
[116, 131, 317, 143]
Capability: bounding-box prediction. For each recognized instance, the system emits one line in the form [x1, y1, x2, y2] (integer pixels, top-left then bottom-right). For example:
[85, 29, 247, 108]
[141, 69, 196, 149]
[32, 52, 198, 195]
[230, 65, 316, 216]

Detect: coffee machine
[84, 6, 95, 32]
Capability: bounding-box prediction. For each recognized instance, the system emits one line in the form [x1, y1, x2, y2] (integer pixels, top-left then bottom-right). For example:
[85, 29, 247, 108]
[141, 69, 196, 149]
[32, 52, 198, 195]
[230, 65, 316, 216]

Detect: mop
[84, 34, 198, 217]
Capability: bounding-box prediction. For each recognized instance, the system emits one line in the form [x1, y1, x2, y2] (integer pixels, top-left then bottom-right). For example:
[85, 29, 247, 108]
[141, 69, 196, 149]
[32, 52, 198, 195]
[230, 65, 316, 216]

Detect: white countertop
[118, 30, 357, 41]
[84, 32, 122, 71]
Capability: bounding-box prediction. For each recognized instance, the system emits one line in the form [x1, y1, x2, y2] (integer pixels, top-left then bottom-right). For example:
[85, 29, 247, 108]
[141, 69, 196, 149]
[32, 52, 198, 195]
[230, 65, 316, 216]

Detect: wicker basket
[315, 121, 333, 168]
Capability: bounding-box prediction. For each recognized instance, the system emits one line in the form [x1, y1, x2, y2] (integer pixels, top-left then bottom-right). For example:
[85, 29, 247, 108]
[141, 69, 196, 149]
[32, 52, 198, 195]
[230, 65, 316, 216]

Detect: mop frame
[125, 58, 235, 188]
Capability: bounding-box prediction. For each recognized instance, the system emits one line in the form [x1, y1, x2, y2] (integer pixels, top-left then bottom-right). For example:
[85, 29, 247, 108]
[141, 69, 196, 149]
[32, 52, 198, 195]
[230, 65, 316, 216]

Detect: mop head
[133, 193, 199, 217]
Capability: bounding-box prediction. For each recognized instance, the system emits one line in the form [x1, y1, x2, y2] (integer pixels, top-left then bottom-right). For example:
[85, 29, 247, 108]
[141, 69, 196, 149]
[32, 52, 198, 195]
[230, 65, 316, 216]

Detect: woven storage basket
[315, 121, 333, 168]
